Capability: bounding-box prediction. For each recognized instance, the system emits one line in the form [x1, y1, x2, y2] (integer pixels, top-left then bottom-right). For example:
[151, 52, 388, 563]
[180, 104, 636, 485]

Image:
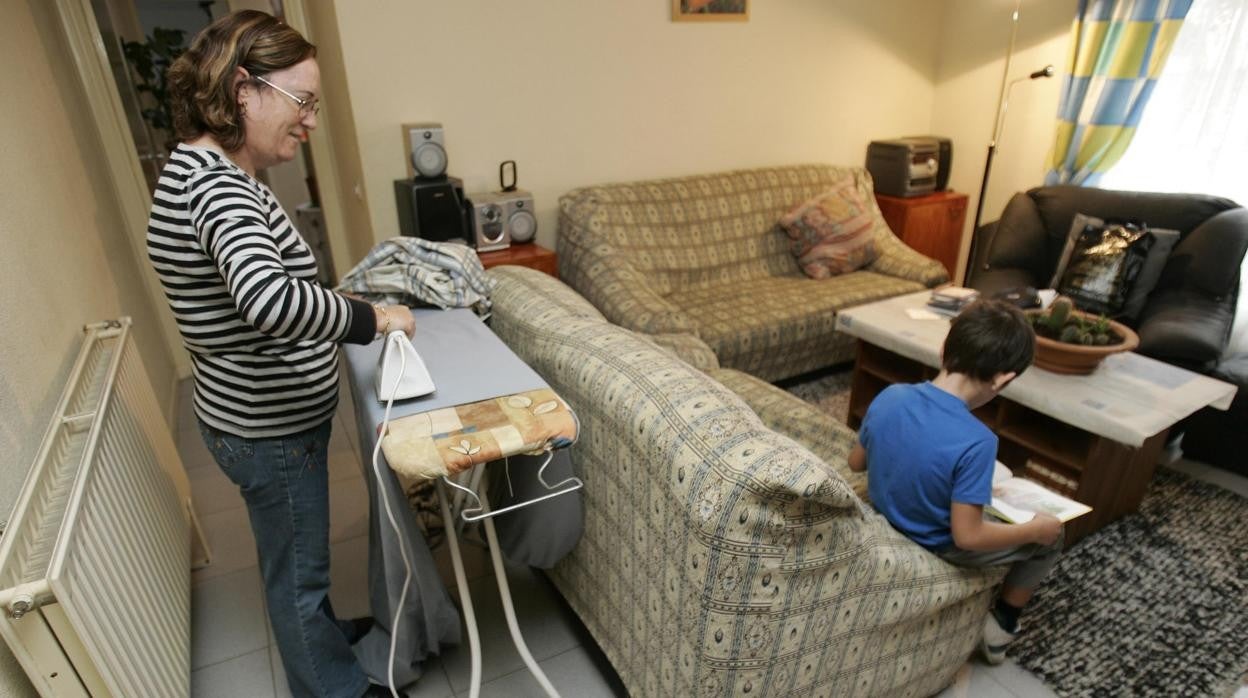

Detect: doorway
[88, 0, 337, 284]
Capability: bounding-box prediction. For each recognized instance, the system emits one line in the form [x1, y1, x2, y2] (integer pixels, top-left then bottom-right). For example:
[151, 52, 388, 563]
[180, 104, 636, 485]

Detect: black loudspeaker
[393, 176, 471, 245]
[933, 137, 952, 191]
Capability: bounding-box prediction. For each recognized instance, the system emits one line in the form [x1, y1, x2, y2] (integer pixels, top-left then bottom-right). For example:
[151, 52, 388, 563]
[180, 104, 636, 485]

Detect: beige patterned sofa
[488, 266, 1003, 697]
[557, 165, 948, 382]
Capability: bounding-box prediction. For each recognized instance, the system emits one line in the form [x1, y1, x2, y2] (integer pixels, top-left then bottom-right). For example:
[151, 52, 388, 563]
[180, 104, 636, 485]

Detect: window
[1099, 0, 1248, 357]
[1098, 0, 1248, 205]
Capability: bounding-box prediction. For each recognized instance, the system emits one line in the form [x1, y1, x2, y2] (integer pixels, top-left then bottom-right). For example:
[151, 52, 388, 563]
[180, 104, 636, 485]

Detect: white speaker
[507, 197, 537, 243]
[402, 122, 447, 178]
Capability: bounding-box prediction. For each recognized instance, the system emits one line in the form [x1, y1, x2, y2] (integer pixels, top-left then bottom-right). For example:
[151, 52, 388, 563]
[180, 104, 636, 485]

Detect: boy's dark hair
[941, 299, 1035, 382]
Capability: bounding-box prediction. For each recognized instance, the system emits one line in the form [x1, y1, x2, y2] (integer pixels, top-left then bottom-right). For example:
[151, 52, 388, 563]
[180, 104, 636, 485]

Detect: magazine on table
[987, 461, 1092, 524]
[927, 286, 980, 315]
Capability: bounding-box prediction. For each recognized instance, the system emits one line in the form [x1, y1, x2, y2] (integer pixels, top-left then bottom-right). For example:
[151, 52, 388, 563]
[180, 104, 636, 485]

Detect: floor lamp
[965, 1, 1055, 285]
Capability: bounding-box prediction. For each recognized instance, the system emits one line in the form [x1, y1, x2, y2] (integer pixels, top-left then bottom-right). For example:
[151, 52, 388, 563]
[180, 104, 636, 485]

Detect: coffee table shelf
[996, 413, 1091, 474]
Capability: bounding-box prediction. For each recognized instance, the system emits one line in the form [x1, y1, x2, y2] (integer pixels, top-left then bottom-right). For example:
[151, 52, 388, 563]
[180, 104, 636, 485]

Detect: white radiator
[0, 318, 208, 697]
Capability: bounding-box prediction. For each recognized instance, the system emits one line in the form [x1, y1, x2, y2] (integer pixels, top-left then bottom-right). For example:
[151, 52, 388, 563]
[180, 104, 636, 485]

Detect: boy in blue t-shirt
[848, 299, 1062, 664]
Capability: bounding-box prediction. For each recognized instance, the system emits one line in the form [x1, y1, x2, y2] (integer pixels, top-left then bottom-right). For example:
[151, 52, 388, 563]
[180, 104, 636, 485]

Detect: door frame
[51, 0, 359, 386]
[52, 0, 189, 382]
[275, 1, 356, 281]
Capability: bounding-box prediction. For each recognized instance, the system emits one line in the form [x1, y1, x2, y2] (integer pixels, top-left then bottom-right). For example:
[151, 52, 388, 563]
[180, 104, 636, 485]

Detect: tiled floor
[181, 375, 1248, 698]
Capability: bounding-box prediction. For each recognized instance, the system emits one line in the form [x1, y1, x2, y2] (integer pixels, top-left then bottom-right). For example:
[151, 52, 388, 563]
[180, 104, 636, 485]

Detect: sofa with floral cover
[487, 265, 1003, 697]
[556, 164, 948, 382]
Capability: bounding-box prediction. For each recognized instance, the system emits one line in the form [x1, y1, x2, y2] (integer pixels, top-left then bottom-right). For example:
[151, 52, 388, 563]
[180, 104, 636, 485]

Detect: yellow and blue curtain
[1045, 0, 1192, 186]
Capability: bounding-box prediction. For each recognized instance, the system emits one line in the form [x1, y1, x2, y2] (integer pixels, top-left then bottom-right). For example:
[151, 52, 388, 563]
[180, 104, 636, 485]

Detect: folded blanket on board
[336, 237, 496, 314]
[380, 388, 578, 483]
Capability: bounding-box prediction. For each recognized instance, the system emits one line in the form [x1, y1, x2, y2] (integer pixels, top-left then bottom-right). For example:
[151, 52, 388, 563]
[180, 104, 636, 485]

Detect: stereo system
[395, 126, 538, 252]
[467, 190, 536, 251]
[865, 136, 952, 198]
[465, 160, 537, 251]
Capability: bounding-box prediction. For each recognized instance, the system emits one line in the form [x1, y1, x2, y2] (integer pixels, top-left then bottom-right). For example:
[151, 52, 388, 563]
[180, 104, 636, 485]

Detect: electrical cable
[371, 330, 413, 698]
[368, 328, 582, 695]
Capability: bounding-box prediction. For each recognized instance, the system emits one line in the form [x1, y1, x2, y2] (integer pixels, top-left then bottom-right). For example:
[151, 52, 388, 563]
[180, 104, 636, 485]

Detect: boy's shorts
[936, 530, 1064, 589]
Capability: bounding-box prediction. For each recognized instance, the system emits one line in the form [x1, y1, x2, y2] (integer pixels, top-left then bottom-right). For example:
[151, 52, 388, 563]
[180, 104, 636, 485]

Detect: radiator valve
[9, 593, 34, 620]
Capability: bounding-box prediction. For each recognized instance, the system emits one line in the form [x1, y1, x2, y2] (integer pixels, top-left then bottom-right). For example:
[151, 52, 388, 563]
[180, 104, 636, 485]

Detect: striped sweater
[147, 144, 375, 438]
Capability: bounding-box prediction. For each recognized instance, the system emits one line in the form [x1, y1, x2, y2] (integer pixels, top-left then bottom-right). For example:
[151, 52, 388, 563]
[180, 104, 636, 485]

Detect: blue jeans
[199, 418, 368, 698]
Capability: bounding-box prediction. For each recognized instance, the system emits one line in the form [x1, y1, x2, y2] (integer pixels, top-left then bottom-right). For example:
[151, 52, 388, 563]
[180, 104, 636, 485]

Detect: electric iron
[375, 330, 435, 401]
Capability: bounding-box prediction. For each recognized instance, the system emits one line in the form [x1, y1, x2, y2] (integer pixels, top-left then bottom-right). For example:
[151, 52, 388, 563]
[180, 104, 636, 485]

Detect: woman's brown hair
[166, 10, 316, 151]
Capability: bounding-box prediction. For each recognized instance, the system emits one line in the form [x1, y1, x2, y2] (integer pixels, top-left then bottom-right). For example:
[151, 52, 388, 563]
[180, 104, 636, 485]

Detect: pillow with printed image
[1049, 214, 1173, 319]
[778, 184, 880, 279]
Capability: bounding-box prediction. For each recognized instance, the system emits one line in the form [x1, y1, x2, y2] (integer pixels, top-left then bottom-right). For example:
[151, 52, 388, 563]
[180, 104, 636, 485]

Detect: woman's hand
[375, 304, 416, 338]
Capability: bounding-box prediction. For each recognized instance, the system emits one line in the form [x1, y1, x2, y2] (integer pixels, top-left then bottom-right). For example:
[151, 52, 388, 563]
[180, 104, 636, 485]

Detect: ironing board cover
[380, 388, 577, 484]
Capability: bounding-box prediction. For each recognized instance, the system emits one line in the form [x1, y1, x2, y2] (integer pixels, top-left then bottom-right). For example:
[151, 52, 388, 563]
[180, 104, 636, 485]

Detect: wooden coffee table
[837, 291, 1237, 543]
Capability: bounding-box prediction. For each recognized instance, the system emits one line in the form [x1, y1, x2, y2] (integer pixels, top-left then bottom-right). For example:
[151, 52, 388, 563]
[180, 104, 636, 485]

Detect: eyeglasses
[252, 74, 321, 117]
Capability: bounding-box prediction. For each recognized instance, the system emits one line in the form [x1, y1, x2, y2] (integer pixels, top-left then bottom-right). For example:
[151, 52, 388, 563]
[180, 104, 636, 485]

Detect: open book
[987, 462, 1092, 524]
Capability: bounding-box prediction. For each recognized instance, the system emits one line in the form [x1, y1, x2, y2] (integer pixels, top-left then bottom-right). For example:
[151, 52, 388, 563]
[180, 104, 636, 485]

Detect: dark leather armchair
[968, 185, 1248, 471]
[968, 185, 1247, 371]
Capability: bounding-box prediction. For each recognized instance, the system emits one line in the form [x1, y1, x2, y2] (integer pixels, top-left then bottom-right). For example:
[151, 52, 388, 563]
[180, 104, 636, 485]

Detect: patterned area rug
[787, 370, 1248, 697]
[1011, 468, 1248, 698]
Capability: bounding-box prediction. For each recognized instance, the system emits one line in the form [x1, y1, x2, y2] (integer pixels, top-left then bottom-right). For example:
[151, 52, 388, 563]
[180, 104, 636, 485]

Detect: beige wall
[0, 3, 178, 692]
[933, 0, 1076, 282]
[331, 0, 947, 251]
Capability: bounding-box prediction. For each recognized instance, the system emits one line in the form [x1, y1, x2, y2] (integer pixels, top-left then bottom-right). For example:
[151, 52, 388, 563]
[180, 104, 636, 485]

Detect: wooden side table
[478, 244, 558, 278]
[874, 191, 968, 280]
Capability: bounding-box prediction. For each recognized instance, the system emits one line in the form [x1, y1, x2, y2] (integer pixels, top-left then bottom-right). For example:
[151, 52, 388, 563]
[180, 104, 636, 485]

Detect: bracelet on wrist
[374, 304, 391, 337]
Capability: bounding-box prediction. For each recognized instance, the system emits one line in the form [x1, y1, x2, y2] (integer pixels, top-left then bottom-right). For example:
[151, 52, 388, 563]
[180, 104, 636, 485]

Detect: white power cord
[371, 330, 414, 698]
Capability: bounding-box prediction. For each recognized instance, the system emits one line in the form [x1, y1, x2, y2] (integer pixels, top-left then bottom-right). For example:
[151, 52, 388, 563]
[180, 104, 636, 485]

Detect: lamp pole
[966, 0, 1022, 286]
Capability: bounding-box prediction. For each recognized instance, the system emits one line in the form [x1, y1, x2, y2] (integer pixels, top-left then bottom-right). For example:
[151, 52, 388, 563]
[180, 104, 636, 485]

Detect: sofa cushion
[1121, 228, 1181, 322]
[671, 271, 924, 381]
[1048, 216, 1180, 321]
[1136, 287, 1235, 369]
[1158, 208, 1248, 298]
[1051, 217, 1155, 316]
[986, 193, 1048, 281]
[779, 184, 880, 278]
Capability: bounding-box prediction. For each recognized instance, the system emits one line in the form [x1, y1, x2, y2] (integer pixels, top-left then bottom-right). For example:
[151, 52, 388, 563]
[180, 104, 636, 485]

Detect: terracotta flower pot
[1024, 310, 1140, 375]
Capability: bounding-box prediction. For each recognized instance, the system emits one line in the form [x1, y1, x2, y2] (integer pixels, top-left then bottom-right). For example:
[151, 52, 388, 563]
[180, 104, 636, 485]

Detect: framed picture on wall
[671, 0, 749, 22]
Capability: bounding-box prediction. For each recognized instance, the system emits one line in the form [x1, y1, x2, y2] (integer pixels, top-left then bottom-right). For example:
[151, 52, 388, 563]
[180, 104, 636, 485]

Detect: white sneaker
[980, 611, 1017, 665]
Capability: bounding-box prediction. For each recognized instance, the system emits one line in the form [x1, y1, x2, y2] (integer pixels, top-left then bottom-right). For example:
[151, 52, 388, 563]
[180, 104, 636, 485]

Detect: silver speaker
[507, 197, 537, 243]
[467, 190, 537, 251]
[402, 122, 447, 178]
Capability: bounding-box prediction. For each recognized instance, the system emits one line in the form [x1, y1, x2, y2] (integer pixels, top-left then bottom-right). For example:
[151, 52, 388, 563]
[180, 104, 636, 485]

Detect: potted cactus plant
[1024, 297, 1139, 374]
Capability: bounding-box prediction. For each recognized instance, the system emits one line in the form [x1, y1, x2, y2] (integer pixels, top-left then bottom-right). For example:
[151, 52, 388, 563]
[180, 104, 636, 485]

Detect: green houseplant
[1024, 297, 1139, 374]
[122, 26, 187, 151]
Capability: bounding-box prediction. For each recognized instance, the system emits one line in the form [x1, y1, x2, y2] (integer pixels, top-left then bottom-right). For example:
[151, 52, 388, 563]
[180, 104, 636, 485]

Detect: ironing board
[341, 308, 583, 696]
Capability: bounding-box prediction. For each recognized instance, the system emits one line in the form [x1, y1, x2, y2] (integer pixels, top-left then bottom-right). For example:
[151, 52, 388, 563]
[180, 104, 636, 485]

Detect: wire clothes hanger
[439, 422, 584, 522]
